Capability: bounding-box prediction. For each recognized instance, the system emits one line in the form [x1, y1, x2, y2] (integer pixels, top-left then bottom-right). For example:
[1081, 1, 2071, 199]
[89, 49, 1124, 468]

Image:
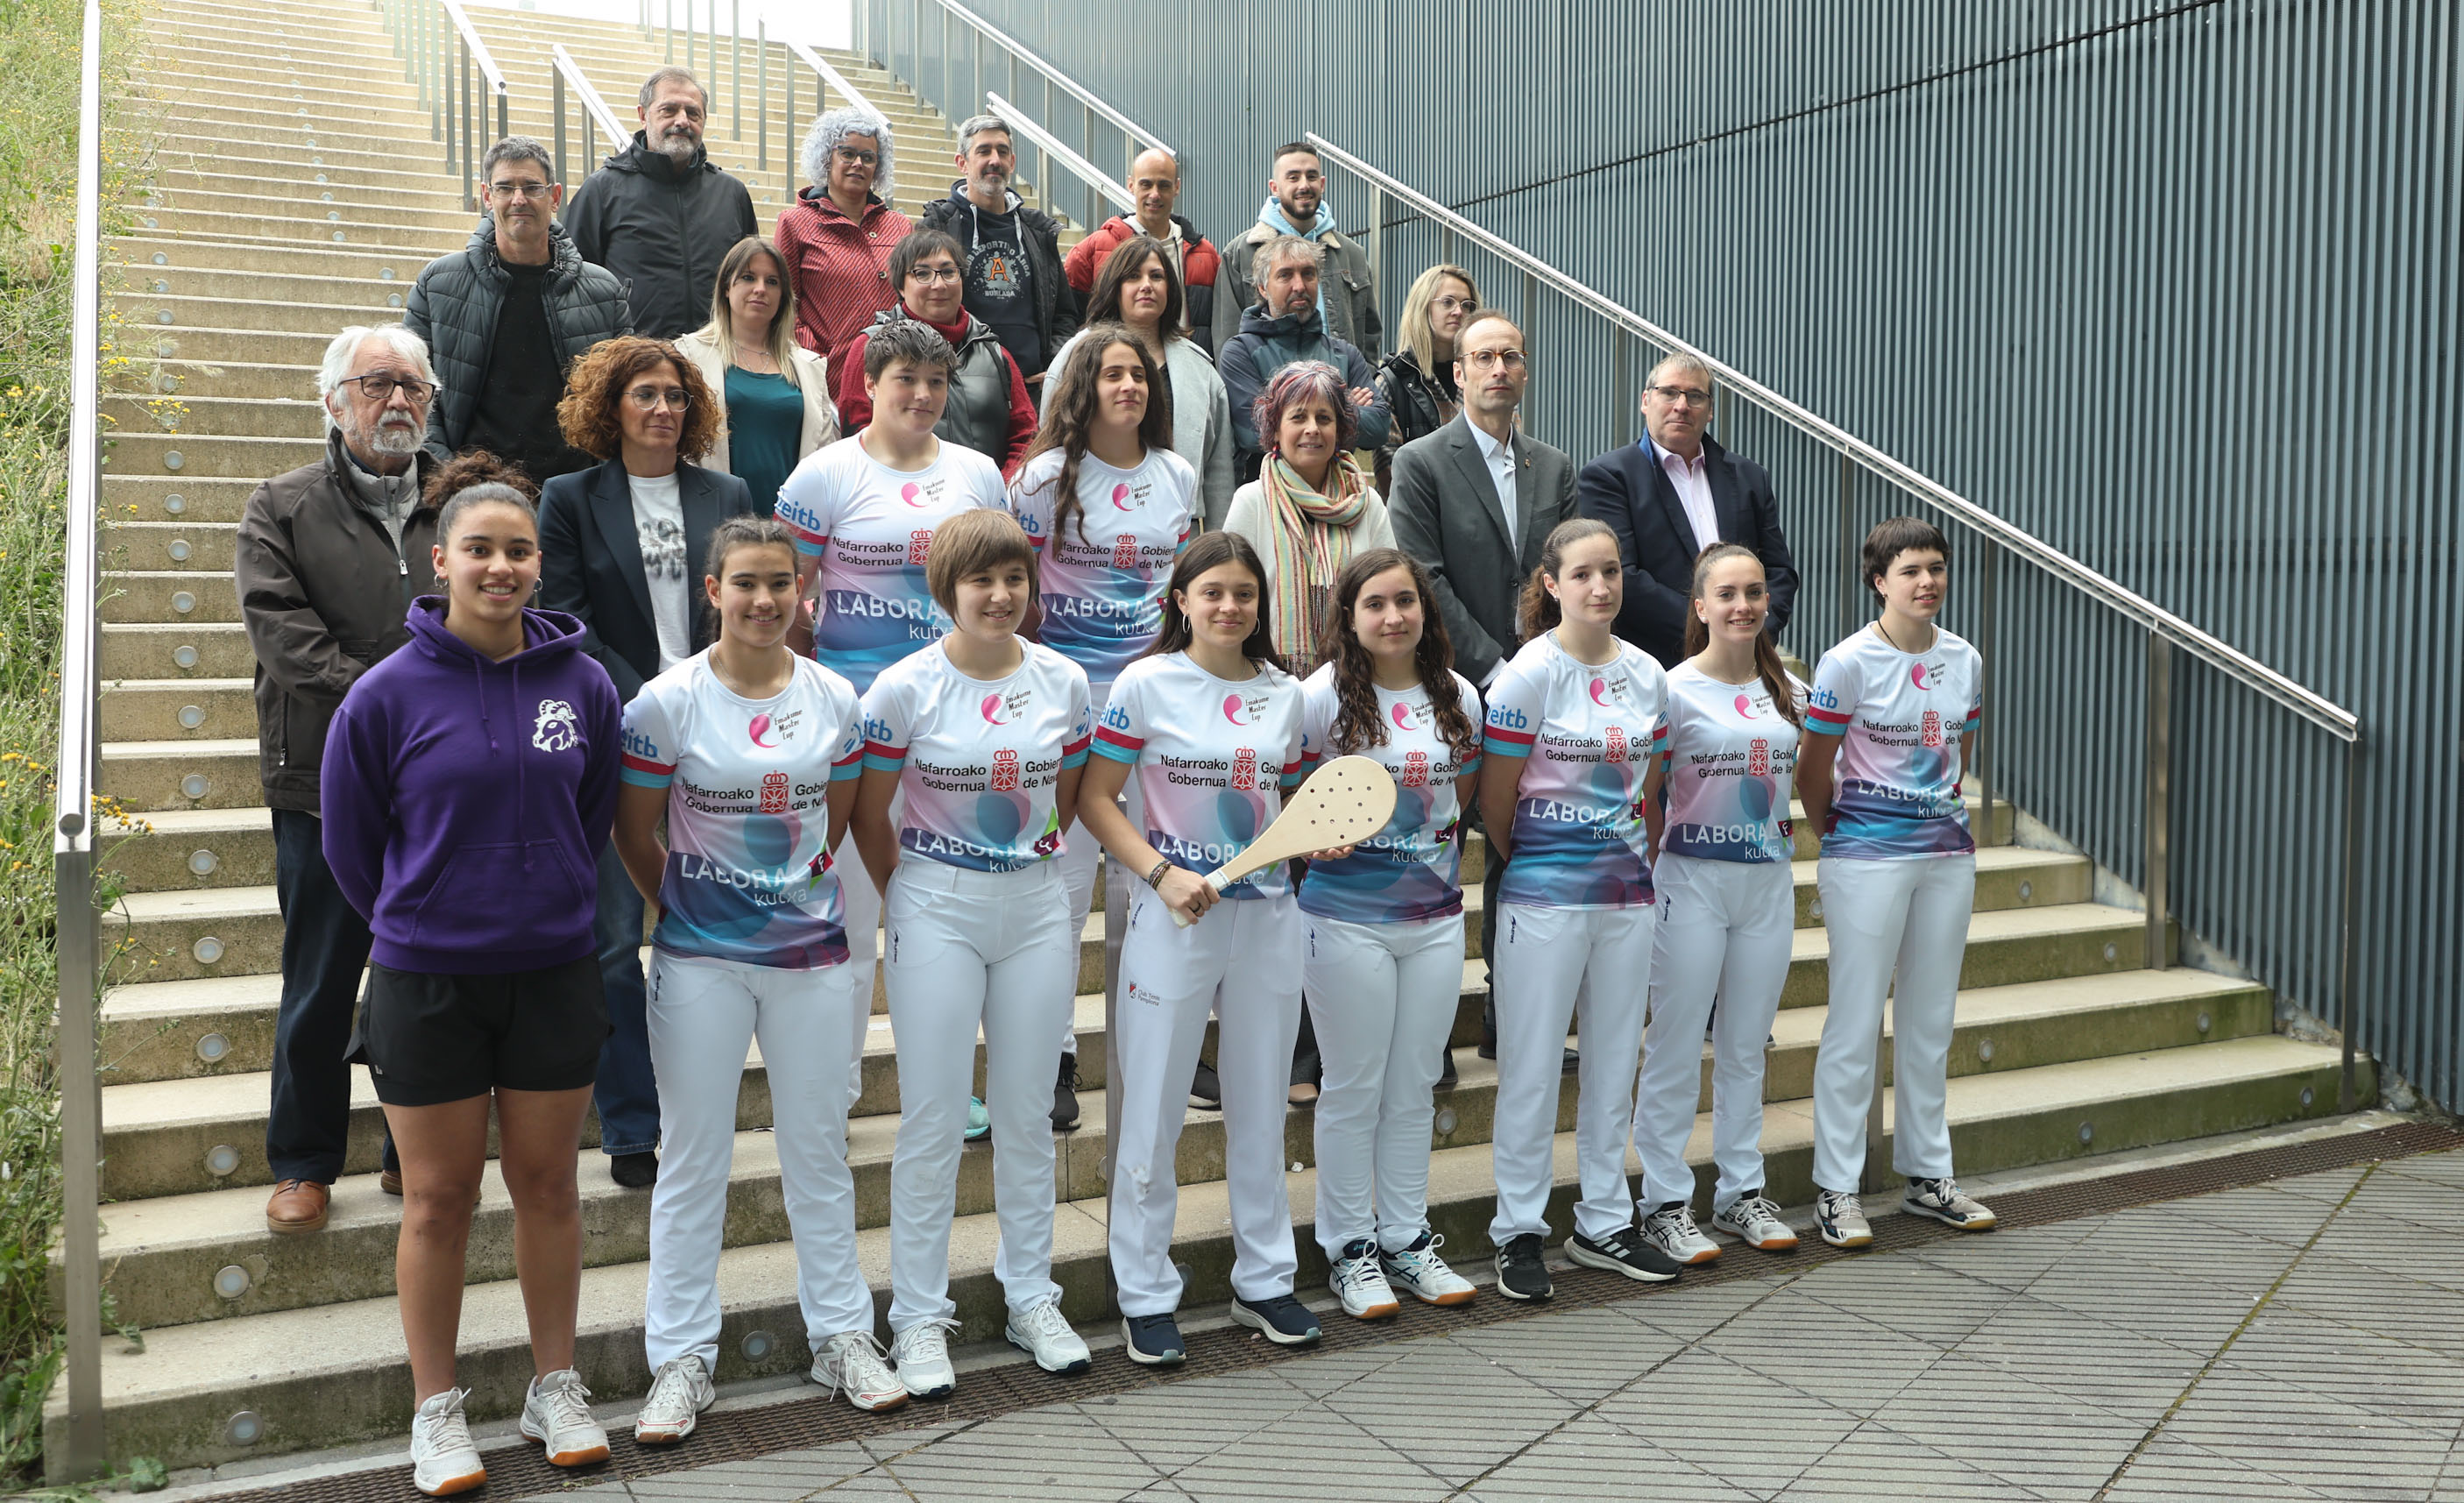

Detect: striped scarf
[1261, 453, 1369, 677]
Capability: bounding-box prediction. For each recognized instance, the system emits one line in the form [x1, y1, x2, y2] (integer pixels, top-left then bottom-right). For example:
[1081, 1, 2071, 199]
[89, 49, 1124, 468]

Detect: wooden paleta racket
[1166, 755, 1398, 927]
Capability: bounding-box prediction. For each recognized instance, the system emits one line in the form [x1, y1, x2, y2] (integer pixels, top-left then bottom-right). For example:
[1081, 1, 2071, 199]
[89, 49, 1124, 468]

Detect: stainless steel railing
[548, 43, 631, 209]
[1305, 130, 2370, 1131]
[984, 89, 1135, 220]
[383, 0, 510, 210]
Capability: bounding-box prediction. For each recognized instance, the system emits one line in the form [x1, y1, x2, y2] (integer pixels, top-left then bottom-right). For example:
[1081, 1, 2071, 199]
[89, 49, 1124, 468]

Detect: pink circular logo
[747, 713, 777, 748]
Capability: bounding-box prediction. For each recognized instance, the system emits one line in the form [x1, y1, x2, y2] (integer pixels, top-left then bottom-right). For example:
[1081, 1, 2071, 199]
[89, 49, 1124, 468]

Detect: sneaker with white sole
[1710, 1193, 1799, 1251]
[520, 1368, 610, 1467]
[1493, 1232, 1554, 1302]
[812, 1330, 909, 1412]
[1004, 1296, 1093, 1373]
[1903, 1176, 1997, 1231]
[1380, 1231, 1476, 1307]
[408, 1387, 486, 1496]
[889, 1318, 959, 1399]
[1565, 1225, 1682, 1284]
[1639, 1201, 1722, 1265]
[1328, 1237, 1401, 1320]
[1816, 1189, 1874, 1248]
[633, 1354, 714, 1444]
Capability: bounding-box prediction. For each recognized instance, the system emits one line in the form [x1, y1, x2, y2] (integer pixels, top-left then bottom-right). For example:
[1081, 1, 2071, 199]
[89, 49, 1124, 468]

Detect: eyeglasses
[832, 148, 879, 167]
[1462, 349, 1527, 372]
[907, 266, 963, 286]
[1430, 294, 1478, 315]
[343, 373, 435, 402]
[486, 181, 552, 199]
[1648, 384, 1713, 407]
[625, 386, 692, 411]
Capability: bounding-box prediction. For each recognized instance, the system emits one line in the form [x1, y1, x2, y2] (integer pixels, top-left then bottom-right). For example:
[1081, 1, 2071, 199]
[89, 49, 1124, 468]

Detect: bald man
[1061, 146, 1225, 354]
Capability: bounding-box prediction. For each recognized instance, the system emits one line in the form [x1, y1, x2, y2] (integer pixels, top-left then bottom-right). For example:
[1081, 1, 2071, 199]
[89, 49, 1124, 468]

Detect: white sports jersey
[1805, 624, 1984, 859]
[1659, 663, 1805, 865]
[1009, 446, 1197, 686]
[1091, 652, 1306, 899]
[773, 435, 1005, 695]
[860, 641, 1093, 873]
[1296, 665, 1483, 925]
[1481, 632, 1669, 911]
[620, 653, 866, 968]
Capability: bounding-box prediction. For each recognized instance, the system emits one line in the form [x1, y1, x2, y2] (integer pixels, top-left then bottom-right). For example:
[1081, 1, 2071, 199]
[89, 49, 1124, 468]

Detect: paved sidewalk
[533, 1147, 2464, 1502]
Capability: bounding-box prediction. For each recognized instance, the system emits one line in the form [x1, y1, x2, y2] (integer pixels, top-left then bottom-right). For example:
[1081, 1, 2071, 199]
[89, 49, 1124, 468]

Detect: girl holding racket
[1478, 517, 1677, 1301]
[1297, 548, 1484, 1318]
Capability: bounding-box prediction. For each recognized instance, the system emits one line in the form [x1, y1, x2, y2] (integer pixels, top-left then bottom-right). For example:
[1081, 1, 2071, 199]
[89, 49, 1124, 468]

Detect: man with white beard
[236, 325, 448, 1235]
[564, 67, 759, 338]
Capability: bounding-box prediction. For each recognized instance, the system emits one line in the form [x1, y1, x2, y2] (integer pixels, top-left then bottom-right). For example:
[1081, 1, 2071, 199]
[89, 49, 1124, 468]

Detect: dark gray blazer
[537, 458, 753, 703]
[1385, 413, 1578, 684]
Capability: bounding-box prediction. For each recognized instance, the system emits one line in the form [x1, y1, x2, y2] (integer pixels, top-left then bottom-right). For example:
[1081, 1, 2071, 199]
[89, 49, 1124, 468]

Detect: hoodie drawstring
[513, 656, 532, 872]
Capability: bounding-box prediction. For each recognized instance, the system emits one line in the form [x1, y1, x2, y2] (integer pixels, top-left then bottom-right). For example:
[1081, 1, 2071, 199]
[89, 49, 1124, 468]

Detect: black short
[350, 954, 609, 1107]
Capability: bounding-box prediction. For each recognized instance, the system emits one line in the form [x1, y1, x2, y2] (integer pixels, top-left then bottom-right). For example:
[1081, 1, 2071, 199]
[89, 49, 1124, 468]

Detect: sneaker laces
[1332, 1252, 1383, 1294]
[1651, 1203, 1705, 1241]
[535, 1372, 595, 1431]
[892, 1316, 957, 1365]
[1726, 1194, 1783, 1228]
[827, 1332, 896, 1394]
[643, 1357, 703, 1414]
[415, 1389, 474, 1455]
[1822, 1190, 1865, 1222]
[1014, 1297, 1073, 1343]
[1387, 1233, 1448, 1274]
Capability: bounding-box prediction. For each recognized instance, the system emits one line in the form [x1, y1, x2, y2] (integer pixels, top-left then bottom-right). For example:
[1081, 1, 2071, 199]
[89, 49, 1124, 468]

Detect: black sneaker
[1189, 1059, 1222, 1110]
[1228, 1294, 1321, 1346]
[1493, 1232, 1553, 1302]
[1121, 1312, 1185, 1366]
[1051, 1053, 1081, 1132]
[1561, 1046, 1581, 1074]
[1565, 1225, 1681, 1284]
[610, 1151, 659, 1189]
[1436, 1049, 1458, 1088]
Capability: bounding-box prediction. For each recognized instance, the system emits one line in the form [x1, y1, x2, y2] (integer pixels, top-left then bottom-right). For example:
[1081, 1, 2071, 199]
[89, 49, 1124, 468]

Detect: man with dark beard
[565, 67, 759, 338]
[236, 325, 447, 1234]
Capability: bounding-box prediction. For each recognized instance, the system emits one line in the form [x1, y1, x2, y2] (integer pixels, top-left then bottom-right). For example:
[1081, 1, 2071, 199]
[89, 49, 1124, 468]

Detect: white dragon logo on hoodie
[532, 699, 579, 753]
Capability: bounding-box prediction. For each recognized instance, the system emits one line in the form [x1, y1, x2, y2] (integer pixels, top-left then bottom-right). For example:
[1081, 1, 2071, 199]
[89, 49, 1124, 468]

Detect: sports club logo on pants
[761, 770, 789, 813]
[1922, 709, 1943, 748]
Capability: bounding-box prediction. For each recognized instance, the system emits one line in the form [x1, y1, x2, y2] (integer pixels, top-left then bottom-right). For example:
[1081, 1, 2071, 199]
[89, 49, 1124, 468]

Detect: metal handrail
[435, 0, 510, 211]
[783, 36, 881, 121]
[1306, 132, 2358, 745]
[928, 0, 1170, 160]
[553, 46, 629, 152]
[985, 89, 1135, 217]
[53, 0, 105, 1478]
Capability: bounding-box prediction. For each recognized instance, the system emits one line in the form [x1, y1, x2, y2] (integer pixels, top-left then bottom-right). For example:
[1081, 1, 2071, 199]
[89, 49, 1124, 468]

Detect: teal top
[723, 365, 805, 517]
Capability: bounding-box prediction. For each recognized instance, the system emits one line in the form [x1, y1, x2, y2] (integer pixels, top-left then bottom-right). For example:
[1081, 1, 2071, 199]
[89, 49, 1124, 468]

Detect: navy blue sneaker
[1121, 1313, 1186, 1366]
[1228, 1294, 1322, 1347]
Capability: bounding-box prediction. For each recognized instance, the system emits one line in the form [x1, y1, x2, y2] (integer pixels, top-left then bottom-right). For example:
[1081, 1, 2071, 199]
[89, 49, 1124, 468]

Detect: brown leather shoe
[379, 1168, 403, 1197]
[265, 1179, 330, 1233]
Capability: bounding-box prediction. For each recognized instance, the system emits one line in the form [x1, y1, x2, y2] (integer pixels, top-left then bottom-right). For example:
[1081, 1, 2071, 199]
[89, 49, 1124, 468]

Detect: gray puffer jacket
[402, 222, 631, 460]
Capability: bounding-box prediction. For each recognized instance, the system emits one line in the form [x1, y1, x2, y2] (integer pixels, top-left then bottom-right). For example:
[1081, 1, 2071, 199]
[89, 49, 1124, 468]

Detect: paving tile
[1595, 1348, 1863, 1491]
[1163, 1404, 1448, 1501]
[1463, 1414, 1762, 1500]
[1448, 1304, 1690, 1401]
[873, 1405, 1164, 1501]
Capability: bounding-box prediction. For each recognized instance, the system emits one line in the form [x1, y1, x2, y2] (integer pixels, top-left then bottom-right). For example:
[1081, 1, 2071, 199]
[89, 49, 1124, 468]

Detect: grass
[0, 0, 148, 1485]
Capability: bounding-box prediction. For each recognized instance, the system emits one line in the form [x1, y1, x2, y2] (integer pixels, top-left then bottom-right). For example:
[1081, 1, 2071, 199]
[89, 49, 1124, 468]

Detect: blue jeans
[267, 809, 394, 1182]
[591, 840, 662, 1155]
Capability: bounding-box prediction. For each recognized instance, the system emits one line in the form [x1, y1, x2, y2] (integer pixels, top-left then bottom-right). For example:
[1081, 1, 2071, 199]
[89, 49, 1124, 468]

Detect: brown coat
[233, 433, 442, 811]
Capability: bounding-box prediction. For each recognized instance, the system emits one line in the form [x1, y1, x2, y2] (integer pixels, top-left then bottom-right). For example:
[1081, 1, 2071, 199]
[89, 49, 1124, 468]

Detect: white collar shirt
[1648, 433, 1718, 551]
[1470, 420, 1520, 553]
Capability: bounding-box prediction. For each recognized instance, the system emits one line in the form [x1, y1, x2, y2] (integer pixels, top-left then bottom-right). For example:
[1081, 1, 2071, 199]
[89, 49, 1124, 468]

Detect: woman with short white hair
[775, 106, 913, 372]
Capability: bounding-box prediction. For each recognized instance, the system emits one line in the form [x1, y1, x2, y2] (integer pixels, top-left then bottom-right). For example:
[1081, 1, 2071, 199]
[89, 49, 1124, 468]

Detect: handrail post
[1972, 537, 1996, 847]
[2143, 633, 2171, 970]
[553, 65, 568, 214]
[1614, 328, 1633, 450]
[665, 0, 672, 63]
[731, 0, 740, 141]
[757, 16, 767, 172]
[461, 41, 474, 210]
[1836, 452, 1855, 642]
[497, 83, 507, 145]
[1520, 270, 1537, 436]
[2337, 739, 2361, 1110]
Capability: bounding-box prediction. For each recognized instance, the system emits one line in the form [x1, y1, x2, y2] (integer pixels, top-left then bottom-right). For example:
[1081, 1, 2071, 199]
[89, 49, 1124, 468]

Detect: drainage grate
[198, 1121, 2462, 1503]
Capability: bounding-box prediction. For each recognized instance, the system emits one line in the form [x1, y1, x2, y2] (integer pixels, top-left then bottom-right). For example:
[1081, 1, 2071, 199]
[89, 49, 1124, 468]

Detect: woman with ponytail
[1630, 543, 1805, 1268]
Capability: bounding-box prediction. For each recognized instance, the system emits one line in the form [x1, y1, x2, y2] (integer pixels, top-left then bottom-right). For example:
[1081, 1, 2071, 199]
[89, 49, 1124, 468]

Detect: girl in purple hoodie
[321, 454, 622, 1495]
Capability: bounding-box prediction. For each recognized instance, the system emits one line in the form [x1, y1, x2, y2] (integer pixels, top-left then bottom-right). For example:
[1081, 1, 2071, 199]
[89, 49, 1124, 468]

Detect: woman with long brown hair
[1046, 237, 1236, 525]
[1295, 548, 1484, 1319]
[676, 235, 840, 516]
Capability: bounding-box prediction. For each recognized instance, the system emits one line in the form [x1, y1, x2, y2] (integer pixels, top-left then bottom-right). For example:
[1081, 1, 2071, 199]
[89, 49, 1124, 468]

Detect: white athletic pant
[643, 953, 870, 1370]
[1109, 885, 1302, 1315]
[1488, 901, 1653, 1245]
[1633, 854, 1794, 1213]
[1053, 679, 1125, 1058]
[882, 855, 1075, 1330]
[832, 785, 902, 1110]
[1811, 854, 1976, 1192]
[1304, 911, 1462, 1258]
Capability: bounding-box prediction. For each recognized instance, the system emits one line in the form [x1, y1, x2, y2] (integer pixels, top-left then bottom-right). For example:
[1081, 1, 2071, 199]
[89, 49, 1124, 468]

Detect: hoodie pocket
[406, 840, 589, 954]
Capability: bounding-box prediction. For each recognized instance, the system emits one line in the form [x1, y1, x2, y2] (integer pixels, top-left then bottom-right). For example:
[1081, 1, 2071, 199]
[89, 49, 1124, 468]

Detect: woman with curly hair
[1221, 360, 1394, 683]
[538, 335, 756, 1193]
[1295, 548, 1485, 1320]
[1045, 238, 1236, 526]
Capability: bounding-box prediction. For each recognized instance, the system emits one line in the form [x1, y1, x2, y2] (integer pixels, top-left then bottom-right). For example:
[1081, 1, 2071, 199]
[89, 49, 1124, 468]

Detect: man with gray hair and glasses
[920, 112, 1077, 392]
[565, 67, 758, 337]
[1577, 351, 1799, 667]
[237, 325, 447, 1235]
[405, 136, 630, 484]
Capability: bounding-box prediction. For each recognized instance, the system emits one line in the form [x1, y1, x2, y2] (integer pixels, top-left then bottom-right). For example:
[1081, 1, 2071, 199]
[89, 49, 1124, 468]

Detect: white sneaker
[1904, 1176, 1997, 1231]
[1639, 1202, 1722, 1265]
[1816, 1189, 1874, 1249]
[1328, 1237, 1401, 1320]
[811, 1330, 909, 1412]
[1710, 1193, 1800, 1252]
[1003, 1296, 1093, 1374]
[519, 1368, 610, 1468]
[889, 1318, 959, 1400]
[408, 1387, 486, 1496]
[1379, 1232, 1476, 1307]
[634, 1354, 714, 1445]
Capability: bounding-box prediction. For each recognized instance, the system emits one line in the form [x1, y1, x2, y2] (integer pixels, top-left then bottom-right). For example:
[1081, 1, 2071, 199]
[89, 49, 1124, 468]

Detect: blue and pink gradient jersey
[1482, 633, 1669, 911]
[1008, 447, 1196, 688]
[1659, 663, 1805, 865]
[1804, 625, 1984, 860]
[773, 435, 1005, 695]
[619, 654, 866, 969]
[1296, 665, 1483, 925]
[1090, 653, 1306, 900]
[858, 641, 1092, 873]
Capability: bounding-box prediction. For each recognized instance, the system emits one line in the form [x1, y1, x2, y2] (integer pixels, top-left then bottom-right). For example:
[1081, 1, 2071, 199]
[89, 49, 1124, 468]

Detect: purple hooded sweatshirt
[322, 598, 622, 975]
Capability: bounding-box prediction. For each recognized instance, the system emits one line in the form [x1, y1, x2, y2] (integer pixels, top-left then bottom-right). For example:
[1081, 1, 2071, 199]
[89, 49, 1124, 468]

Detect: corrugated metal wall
[866, 0, 2461, 1108]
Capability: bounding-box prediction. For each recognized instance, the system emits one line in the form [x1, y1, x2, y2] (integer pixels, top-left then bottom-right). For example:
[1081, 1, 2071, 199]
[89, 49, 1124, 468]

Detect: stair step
[101, 739, 261, 812]
[105, 521, 237, 573]
[102, 621, 252, 682]
[116, 234, 439, 282]
[106, 393, 331, 442]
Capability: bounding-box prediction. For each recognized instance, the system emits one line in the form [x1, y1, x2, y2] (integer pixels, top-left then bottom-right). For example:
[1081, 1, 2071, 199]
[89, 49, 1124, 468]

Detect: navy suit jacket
[1575, 433, 1798, 667]
[537, 458, 753, 703]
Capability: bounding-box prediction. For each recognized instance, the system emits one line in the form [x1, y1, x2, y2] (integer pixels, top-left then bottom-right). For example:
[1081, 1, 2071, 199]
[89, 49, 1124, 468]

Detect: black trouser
[266, 808, 393, 1182]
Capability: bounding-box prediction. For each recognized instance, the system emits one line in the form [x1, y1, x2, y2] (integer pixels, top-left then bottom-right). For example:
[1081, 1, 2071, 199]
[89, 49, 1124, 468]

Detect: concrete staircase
[60, 0, 2372, 1475]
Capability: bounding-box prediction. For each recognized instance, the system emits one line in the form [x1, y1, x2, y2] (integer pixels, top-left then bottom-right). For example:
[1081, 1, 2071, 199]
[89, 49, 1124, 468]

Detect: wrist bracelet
[1145, 858, 1172, 890]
